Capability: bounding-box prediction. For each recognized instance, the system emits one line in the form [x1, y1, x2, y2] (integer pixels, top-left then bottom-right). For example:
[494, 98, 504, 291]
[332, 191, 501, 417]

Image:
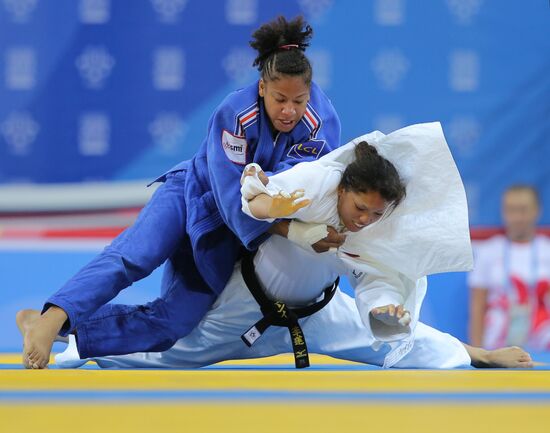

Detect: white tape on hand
[373, 309, 411, 327]
[398, 311, 412, 327]
[287, 220, 329, 252]
[240, 163, 263, 185]
[241, 163, 278, 221]
[240, 165, 271, 201]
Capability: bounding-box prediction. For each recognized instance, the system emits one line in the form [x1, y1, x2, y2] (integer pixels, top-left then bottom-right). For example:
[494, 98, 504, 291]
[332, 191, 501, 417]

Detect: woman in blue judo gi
[17, 16, 343, 369]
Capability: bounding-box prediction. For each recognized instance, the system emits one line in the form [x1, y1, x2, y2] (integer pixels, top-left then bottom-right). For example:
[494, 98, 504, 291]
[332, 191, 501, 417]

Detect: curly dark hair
[340, 141, 406, 211]
[249, 16, 313, 84]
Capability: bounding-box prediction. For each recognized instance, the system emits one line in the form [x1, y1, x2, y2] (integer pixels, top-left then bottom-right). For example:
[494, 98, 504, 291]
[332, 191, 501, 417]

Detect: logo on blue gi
[286, 139, 325, 160]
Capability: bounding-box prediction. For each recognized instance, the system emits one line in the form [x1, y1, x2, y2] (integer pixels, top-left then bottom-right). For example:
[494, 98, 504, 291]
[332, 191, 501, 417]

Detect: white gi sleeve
[241, 163, 335, 251]
[345, 258, 413, 343]
[241, 160, 342, 226]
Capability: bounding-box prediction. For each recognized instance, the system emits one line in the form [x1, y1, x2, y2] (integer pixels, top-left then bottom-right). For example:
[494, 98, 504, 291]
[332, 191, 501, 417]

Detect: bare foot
[16, 307, 68, 369]
[16, 309, 40, 336]
[16, 309, 42, 368]
[485, 346, 535, 368]
[467, 345, 535, 368]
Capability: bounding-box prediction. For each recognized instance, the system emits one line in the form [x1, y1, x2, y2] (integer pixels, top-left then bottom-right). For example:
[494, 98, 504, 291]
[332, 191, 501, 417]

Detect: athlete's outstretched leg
[395, 323, 536, 369]
[463, 343, 534, 368]
[73, 283, 217, 359]
[55, 264, 282, 369]
[59, 240, 218, 360]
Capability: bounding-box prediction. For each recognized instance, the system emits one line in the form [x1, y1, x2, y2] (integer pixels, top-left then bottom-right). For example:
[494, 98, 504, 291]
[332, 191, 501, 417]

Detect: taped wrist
[287, 220, 329, 251]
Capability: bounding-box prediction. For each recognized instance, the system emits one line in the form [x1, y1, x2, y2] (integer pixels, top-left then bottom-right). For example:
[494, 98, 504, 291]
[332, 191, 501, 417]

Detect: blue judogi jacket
[46, 80, 341, 335]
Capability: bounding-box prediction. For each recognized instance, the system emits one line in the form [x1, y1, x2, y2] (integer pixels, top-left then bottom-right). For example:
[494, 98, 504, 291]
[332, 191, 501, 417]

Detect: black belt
[240, 250, 339, 369]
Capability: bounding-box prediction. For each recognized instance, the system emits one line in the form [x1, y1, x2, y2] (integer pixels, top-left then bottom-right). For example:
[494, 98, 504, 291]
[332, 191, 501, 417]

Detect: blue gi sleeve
[43, 171, 188, 334]
[205, 107, 273, 251]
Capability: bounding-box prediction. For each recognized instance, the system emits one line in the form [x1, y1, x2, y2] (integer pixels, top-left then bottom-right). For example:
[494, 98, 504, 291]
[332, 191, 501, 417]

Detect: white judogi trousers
[56, 261, 471, 369]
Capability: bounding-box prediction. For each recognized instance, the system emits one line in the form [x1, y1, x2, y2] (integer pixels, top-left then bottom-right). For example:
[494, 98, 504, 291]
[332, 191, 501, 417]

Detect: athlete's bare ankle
[470, 346, 490, 368]
[43, 305, 67, 318]
[42, 306, 68, 324]
[33, 306, 69, 338]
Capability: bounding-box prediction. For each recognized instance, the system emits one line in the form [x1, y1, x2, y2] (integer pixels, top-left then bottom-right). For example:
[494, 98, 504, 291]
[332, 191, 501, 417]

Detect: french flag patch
[235, 103, 259, 136]
[301, 105, 322, 137]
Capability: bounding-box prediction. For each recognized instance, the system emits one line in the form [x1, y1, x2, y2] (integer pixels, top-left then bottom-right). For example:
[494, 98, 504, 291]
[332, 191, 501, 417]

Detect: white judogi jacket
[241, 122, 473, 367]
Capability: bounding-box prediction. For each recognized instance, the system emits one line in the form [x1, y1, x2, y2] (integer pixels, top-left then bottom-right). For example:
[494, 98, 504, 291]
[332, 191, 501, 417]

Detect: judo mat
[2, 239, 550, 433]
[2, 353, 550, 433]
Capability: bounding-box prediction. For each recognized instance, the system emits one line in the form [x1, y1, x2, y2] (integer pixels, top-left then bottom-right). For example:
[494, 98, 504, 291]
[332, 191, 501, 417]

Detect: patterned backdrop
[0, 0, 549, 225]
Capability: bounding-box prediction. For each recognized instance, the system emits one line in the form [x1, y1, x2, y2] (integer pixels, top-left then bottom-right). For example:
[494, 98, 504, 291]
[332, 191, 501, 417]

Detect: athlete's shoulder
[308, 81, 333, 106]
[217, 80, 260, 113]
[306, 81, 339, 131]
[213, 81, 260, 136]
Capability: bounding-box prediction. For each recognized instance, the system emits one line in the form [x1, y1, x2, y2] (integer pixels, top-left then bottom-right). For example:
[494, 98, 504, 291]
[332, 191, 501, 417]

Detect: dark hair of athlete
[340, 141, 407, 211]
[250, 15, 313, 85]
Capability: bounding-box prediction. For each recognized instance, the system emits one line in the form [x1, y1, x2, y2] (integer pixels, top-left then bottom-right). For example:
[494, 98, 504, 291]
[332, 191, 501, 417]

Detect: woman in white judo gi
[55, 123, 533, 369]
[239, 121, 535, 368]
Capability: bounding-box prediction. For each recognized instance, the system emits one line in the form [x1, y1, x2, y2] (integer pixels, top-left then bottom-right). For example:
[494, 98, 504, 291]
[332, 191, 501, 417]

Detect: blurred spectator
[468, 185, 550, 350]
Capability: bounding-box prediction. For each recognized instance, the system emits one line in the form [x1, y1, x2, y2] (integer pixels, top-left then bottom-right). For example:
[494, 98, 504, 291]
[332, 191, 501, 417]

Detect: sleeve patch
[286, 139, 326, 160]
[221, 129, 247, 165]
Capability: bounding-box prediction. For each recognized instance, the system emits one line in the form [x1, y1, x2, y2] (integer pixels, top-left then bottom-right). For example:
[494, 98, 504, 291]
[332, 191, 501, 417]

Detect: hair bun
[250, 16, 313, 72]
[354, 141, 379, 160]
